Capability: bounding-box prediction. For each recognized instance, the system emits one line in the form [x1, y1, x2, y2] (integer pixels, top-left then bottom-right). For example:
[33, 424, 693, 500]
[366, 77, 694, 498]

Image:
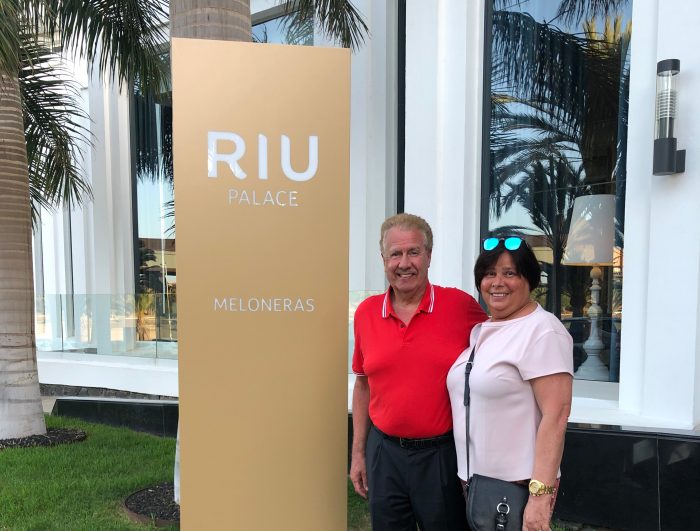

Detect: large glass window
[132, 65, 177, 345]
[483, 0, 632, 382]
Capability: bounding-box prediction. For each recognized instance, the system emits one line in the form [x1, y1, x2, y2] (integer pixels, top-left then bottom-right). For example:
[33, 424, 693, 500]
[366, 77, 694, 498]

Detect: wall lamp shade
[653, 59, 686, 175]
[562, 195, 615, 266]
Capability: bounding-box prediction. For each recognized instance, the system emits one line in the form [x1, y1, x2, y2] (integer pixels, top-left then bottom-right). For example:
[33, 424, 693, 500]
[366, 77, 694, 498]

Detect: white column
[87, 68, 136, 355]
[343, 0, 398, 293]
[638, 0, 700, 428]
[313, 0, 397, 293]
[619, 0, 700, 429]
[617, 0, 659, 416]
[461, 0, 488, 296]
[404, 0, 485, 294]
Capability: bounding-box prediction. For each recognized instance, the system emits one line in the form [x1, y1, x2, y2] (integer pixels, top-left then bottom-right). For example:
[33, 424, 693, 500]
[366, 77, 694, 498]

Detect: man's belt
[373, 426, 453, 450]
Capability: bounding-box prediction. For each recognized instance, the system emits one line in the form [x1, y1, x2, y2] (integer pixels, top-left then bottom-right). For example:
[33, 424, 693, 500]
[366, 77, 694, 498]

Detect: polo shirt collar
[382, 282, 435, 318]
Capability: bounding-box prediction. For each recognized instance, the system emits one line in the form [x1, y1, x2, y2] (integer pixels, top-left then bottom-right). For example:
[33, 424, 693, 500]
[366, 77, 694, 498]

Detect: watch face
[529, 480, 543, 495]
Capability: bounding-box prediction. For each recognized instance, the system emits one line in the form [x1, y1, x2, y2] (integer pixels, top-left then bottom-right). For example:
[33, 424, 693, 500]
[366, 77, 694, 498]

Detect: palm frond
[491, 11, 626, 133]
[490, 8, 631, 186]
[44, 0, 169, 93]
[486, 225, 531, 238]
[293, 0, 369, 51]
[554, 0, 630, 26]
[133, 89, 173, 184]
[252, 24, 269, 44]
[280, 7, 314, 46]
[491, 11, 589, 102]
[19, 26, 91, 221]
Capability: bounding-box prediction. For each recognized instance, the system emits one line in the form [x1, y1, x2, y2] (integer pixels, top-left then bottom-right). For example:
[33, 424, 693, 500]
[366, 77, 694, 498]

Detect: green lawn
[0, 415, 177, 531]
[347, 479, 371, 530]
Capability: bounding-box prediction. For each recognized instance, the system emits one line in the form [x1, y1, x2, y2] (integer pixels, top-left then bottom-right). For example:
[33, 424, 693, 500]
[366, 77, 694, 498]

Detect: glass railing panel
[34, 293, 179, 360]
[35, 294, 63, 352]
[154, 291, 178, 359]
[107, 293, 153, 358]
[58, 293, 98, 354]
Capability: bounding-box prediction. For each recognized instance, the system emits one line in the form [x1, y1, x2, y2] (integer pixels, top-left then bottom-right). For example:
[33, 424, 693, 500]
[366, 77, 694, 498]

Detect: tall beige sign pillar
[172, 39, 350, 529]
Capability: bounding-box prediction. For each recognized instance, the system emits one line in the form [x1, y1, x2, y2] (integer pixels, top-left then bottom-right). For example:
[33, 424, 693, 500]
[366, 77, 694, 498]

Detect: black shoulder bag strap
[464, 344, 515, 531]
[463, 344, 476, 481]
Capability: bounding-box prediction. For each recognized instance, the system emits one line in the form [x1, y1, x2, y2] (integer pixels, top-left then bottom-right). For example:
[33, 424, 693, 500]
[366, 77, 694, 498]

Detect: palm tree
[0, 0, 168, 439]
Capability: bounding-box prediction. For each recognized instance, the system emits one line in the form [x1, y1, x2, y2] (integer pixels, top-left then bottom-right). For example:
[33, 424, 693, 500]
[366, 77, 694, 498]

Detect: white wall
[621, 0, 700, 429]
[38, 352, 177, 397]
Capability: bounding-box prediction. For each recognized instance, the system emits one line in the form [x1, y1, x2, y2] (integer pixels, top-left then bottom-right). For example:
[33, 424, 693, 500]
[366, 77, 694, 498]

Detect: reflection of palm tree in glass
[489, 0, 631, 318]
[133, 82, 175, 238]
[136, 241, 158, 341]
[491, 154, 592, 316]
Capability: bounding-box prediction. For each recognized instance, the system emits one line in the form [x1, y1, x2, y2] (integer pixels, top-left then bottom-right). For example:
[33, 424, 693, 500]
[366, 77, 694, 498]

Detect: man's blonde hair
[380, 213, 433, 255]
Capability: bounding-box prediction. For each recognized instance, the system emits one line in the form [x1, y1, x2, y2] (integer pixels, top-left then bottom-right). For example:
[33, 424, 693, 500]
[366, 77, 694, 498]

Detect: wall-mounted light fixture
[653, 59, 685, 175]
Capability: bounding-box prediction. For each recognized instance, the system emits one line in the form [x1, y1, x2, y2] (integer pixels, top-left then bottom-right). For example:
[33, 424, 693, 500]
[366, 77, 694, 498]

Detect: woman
[447, 236, 573, 531]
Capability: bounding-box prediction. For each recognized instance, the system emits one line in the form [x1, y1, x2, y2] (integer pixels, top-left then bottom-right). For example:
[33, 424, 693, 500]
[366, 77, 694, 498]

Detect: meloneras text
[214, 297, 315, 312]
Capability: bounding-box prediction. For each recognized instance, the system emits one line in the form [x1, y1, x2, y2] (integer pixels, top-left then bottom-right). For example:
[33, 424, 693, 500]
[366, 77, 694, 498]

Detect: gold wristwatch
[528, 479, 555, 496]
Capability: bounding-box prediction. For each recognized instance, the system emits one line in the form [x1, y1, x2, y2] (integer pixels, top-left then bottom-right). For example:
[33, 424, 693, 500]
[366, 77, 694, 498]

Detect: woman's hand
[522, 495, 552, 531]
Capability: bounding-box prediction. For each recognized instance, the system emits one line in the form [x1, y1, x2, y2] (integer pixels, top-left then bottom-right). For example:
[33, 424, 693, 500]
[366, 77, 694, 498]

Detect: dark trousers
[366, 425, 468, 531]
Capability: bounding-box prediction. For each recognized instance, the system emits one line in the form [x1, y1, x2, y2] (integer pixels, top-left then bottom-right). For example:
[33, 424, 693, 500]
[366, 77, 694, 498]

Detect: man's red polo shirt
[352, 283, 487, 438]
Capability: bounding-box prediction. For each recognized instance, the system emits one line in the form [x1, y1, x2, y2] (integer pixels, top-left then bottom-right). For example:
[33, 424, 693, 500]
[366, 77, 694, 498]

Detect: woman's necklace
[492, 299, 536, 322]
[510, 300, 536, 320]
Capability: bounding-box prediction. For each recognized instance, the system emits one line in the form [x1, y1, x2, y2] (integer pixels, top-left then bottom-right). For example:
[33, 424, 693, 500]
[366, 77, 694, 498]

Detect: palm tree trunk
[170, 0, 251, 41]
[0, 73, 46, 439]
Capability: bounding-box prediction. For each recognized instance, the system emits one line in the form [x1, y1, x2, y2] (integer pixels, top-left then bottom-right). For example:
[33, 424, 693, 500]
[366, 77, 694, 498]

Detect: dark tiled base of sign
[52, 398, 178, 437]
[347, 416, 700, 531]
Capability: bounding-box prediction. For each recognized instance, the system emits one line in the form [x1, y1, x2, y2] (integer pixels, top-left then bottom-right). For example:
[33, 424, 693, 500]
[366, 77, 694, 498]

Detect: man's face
[382, 227, 431, 298]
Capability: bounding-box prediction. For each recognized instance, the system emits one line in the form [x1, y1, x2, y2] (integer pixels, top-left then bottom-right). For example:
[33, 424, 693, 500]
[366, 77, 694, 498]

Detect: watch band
[529, 479, 555, 496]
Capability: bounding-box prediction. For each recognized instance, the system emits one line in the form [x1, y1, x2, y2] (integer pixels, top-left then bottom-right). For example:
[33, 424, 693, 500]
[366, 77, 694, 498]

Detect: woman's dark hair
[473, 241, 541, 292]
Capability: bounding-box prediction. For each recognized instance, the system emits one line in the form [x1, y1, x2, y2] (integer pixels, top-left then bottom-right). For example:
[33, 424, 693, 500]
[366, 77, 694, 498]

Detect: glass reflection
[253, 11, 313, 46]
[485, 0, 632, 381]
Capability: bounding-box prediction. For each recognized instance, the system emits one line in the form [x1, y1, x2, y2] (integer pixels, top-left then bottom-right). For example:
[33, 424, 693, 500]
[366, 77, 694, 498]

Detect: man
[350, 213, 487, 530]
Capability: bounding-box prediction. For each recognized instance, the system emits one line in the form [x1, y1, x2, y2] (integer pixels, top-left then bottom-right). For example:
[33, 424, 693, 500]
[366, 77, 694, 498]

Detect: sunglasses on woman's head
[482, 236, 523, 251]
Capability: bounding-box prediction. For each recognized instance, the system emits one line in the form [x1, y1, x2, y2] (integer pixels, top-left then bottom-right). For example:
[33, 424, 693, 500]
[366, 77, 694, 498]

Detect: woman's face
[479, 252, 532, 321]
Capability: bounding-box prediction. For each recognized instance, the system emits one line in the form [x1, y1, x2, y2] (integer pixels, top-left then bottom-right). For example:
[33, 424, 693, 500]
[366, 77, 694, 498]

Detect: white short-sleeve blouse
[447, 304, 573, 482]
